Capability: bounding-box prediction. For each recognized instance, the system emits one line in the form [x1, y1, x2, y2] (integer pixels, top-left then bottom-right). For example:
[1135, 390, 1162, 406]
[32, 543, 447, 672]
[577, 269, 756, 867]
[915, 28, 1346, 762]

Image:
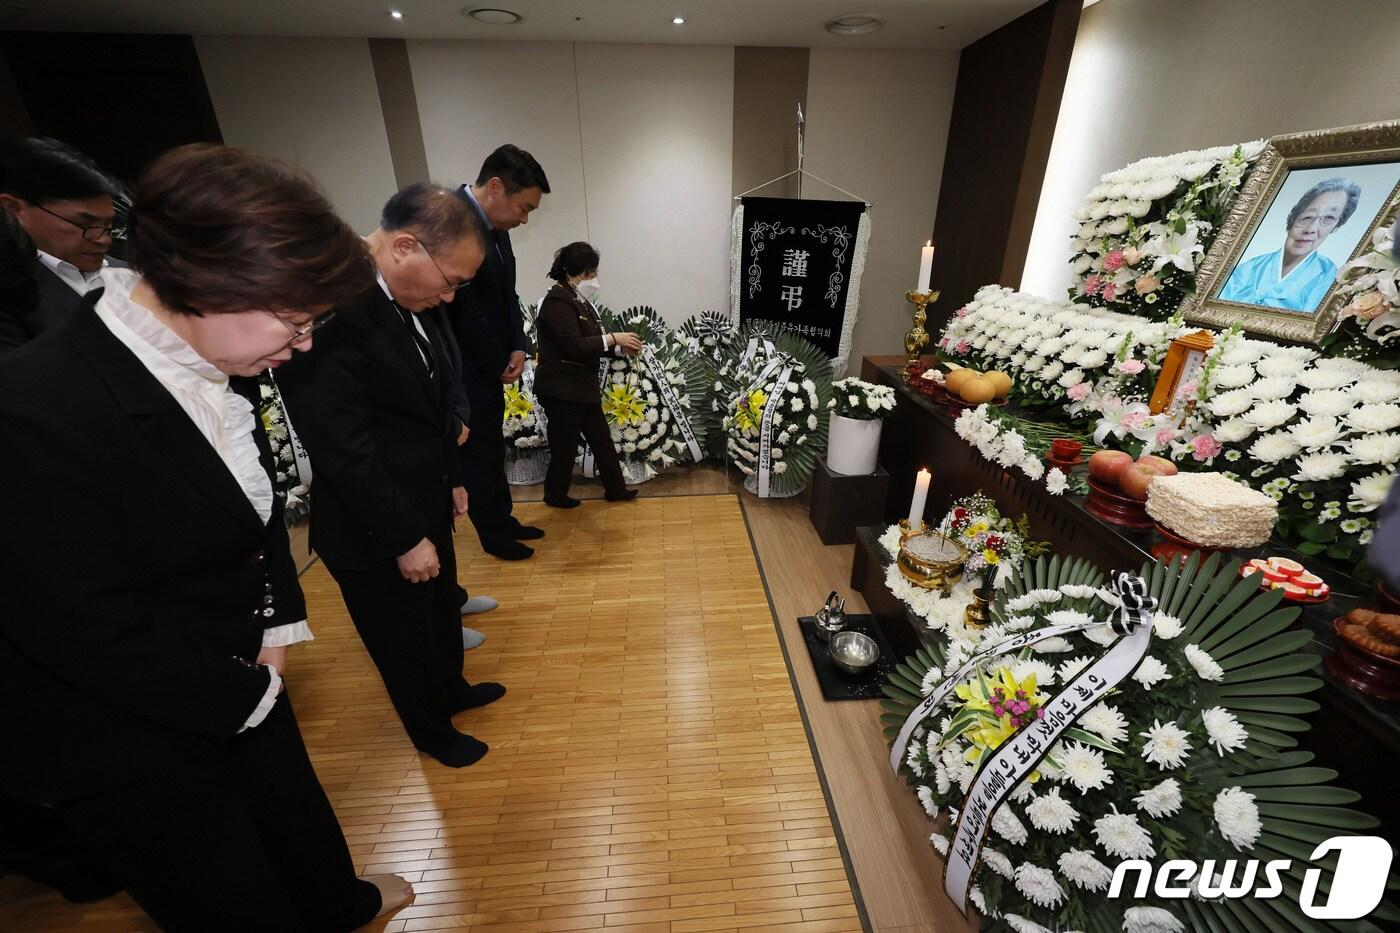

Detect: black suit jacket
[450, 187, 526, 388]
[277, 285, 460, 571]
[0, 259, 84, 353]
[0, 296, 302, 802]
[535, 283, 610, 404]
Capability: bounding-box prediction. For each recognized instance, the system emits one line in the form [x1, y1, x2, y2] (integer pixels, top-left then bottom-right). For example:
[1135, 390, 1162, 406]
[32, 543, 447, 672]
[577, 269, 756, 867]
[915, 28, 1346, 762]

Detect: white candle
[907, 468, 931, 527]
[916, 241, 935, 292]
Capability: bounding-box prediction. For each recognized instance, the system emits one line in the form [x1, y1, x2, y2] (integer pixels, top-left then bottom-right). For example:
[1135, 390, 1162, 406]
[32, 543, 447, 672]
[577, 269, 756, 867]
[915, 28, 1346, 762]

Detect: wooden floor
[1, 481, 896, 933]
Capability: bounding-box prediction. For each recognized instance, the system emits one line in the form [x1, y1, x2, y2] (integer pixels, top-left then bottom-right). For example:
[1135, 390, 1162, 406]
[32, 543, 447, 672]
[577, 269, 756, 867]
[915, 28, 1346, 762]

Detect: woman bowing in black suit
[0, 144, 412, 931]
[534, 241, 642, 507]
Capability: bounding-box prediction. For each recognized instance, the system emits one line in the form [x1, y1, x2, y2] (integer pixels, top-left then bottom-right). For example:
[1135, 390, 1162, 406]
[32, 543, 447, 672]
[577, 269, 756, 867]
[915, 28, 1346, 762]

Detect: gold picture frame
[1186, 120, 1400, 345]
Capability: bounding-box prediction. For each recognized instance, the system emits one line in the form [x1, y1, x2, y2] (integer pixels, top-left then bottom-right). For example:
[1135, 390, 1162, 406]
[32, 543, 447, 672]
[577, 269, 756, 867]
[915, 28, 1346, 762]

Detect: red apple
[1088, 450, 1134, 485]
[1135, 455, 1179, 477]
[1119, 464, 1156, 501]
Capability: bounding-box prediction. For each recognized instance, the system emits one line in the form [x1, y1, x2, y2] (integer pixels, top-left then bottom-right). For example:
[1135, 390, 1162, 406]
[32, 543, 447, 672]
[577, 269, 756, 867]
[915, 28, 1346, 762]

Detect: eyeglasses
[418, 240, 470, 294]
[272, 310, 337, 348]
[33, 203, 125, 242]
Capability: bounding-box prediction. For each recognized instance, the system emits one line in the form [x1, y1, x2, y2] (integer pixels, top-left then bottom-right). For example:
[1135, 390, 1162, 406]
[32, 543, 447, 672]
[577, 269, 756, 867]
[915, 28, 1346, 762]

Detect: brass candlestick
[903, 289, 940, 379]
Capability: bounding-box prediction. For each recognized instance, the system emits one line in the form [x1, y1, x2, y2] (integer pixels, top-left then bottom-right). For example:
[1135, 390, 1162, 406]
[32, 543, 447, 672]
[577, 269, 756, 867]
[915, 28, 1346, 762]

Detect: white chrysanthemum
[1134, 777, 1184, 818]
[1352, 380, 1400, 404]
[916, 785, 939, 817]
[1046, 468, 1069, 495]
[1059, 741, 1113, 792]
[1248, 432, 1301, 463]
[1246, 376, 1296, 400]
[1082, 624, 1118, 647]
[1254, 356, 1301, 379]
[1045, 609, 1095, 630]
[1025, 786, 1079, 834]
[1243, 400, 1297, 431]
[1214, 786, 1262, 850]
[1058, 848, 1112, 892]
[1010, 780, 1037, 804]
[1031, 635, 1073, 654]
[1294, 452, 1350, 483]
[1202, 707, 1249, 756]
[1289, 416, 1343, 449]
[1211, 364, 1255, 389]
[992, 804, 1029, 845]
[969, 885, 990, 916]
[1012, 658, 1057, 686]
[1094, 806, 1156, 859]
[982, 846, 1015, 879]
[1212, 418, 1255, 443]
[1079, 703, 1129, 745]
[1140, 719, 1193, 769]
[1350, 471, 1395, 512]
[1350, 403, 1400, 435]
[1014, 862, 1066, 909]
[1059, 656, 1092, 681]
[1208, 389, 1256, 419]
[1298, 389, 1356, 418]
[1348, 432, 1400, 465]
[1005, 914, 1054, 933]
[930, 832, 950, 856]
[1152, 613, 1184, 639]
[1298, 367, 1358, 391]
[934, 760, 952, 795]
[1124, 905, 1186, 933]
[1185, 643, 1225, 681]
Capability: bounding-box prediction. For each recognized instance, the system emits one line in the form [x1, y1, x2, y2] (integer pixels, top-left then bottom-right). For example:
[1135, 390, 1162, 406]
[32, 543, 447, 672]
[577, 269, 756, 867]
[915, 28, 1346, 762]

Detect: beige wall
[194, 36, 398, 233]
[1021, 0, 1400, 299]
[804, 48, 958, 373]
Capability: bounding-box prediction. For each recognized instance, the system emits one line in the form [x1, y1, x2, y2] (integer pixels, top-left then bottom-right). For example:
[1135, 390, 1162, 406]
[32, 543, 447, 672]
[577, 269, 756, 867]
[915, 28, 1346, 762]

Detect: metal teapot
[814, 591, 848, 641]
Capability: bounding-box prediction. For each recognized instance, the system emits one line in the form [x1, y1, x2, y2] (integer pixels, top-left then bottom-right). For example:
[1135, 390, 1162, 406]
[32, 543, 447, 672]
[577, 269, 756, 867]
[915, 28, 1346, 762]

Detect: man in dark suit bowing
[0, 137, 123, 353]
[278, 184, 505, 768]
[451, 144, 550, 561]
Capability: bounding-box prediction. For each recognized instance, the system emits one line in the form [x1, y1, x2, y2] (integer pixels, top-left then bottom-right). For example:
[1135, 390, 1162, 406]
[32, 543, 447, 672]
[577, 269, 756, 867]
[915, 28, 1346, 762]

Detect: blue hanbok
[1218, 248, 1338, 313]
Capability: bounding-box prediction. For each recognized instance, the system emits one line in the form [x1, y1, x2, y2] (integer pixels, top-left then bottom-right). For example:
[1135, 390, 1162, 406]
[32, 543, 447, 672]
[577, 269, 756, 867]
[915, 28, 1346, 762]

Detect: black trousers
[539, 395, 626, 500]
[459, 376, 519, 548]
[327, 528, 470, 753]
[55, 696, 379, 933]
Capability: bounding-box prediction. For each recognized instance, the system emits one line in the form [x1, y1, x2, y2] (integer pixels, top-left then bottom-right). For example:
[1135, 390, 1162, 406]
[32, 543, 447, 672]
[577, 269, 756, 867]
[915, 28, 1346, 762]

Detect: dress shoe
[512, 524, 545, 540]
[461, 627, 486, 650]
[427, 733, 488, 768]
[605, 489, 639, 502]
[460, 595, 498, 615]
[485, 540, 534, 561]
[451, 681, 506, 713]
[544, 495, 581, 509]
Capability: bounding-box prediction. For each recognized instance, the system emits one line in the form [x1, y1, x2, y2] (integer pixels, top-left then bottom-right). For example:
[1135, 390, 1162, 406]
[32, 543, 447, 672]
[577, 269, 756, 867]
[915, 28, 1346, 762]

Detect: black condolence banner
[736, 196, 866, 359]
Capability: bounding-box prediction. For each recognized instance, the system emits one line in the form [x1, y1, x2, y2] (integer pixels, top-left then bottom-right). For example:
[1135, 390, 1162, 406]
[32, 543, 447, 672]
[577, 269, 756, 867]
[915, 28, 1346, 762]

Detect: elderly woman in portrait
[0, 145, 412, 930]
[1220, 177, 1362, 313]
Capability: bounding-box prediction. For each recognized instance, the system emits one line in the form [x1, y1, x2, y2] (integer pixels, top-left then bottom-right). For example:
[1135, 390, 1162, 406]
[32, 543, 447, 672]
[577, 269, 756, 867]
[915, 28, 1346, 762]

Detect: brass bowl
[898, 531, 968, 595]
[830, 631, 880, 674]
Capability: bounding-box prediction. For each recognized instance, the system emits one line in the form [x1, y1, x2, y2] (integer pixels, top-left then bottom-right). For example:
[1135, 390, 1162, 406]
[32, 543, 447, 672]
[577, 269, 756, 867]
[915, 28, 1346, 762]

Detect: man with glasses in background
[0, 137, 124, 352]
[278, 184, 506, 768]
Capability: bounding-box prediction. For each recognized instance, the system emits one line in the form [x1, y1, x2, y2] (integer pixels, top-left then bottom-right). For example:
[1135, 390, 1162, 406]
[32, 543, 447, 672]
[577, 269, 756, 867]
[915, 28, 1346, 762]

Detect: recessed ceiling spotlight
[824, 13, 884, 36]
[672, 16, 685, 25]
[463, 7, 523, 25]
[389, 9, 403, 19]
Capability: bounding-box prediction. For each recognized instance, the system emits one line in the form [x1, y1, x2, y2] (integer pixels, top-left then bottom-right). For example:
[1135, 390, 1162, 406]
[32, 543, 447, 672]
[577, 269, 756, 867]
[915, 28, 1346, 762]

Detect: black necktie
[393, 302, 435, 378]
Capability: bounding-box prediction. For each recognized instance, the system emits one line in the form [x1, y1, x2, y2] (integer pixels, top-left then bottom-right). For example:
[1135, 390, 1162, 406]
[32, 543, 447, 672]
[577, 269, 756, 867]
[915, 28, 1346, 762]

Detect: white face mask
[575, 277, 601, 300]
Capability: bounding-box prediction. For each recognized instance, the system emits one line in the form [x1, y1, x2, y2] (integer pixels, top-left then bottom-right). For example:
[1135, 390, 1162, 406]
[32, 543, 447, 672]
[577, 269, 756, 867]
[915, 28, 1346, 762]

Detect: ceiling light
[389, 9, 403, 19]
[464, 7, 523, 25]
[824, 13, 884, 36]
[672, 16, 685, 25]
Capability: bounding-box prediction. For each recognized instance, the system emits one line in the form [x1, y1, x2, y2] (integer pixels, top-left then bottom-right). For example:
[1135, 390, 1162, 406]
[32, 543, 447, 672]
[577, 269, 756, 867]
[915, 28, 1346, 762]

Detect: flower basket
[827, 412, 882, 476]
[504, 450, 549, 486]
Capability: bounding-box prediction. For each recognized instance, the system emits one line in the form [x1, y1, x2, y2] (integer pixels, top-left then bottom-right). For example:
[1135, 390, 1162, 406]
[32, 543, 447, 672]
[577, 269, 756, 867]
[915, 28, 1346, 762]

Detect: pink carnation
[1083, 274, 1103, 296]
[956, 307, 969, 318]
[1121, 410, 1148, 430]
[1102, 250, 1126, 272]
[1155, 428, 1175, 446]
[1176, 380, 1197, 399]
[956, 340, 971, 354]
[1102, 283, 1119, 302]
[1192, 433, 1223, 462]
[1117, 359, 1145, 375]
[1067, 382, 1092, 401]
